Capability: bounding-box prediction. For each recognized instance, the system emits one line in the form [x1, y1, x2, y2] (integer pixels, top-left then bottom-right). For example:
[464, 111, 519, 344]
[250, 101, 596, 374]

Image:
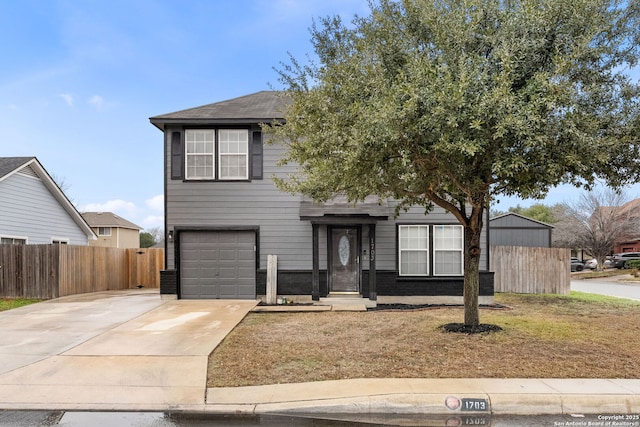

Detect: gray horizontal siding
[0, 173, 89, 245]
[164, 127, 489, 272]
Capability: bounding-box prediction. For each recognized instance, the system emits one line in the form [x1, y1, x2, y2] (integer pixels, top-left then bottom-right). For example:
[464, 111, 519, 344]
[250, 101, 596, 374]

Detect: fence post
[266, 255, 277, 304]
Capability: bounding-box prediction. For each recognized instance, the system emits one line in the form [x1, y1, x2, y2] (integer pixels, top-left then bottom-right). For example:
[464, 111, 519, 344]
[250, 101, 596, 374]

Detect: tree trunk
[463, 206, 484, 327]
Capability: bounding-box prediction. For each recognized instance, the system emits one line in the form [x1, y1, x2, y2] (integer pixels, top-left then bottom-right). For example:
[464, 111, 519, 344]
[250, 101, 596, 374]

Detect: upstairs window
[186, 130, 215, 179]
[98, 227, 112, 236]
[219, 129, 248, 179]
[184, 129, 249, 180]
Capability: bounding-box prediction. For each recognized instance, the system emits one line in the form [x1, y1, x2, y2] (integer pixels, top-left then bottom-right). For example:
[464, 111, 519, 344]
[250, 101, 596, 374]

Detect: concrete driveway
[0, 289, 256, 411]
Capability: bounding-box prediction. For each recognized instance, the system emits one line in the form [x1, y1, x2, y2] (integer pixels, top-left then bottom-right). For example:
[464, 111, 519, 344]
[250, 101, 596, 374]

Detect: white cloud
[81, 199, 138, 218]
[88, 94, 105, 110]
[145, 194, 164, 212]
[141, 215, 164, 230]
[59, 93, 74, 106]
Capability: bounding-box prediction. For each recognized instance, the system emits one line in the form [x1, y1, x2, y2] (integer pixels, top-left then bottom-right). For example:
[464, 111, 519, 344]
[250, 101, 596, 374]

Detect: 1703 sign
[445, 396, 490, 412]
[461, 398, 489, 412]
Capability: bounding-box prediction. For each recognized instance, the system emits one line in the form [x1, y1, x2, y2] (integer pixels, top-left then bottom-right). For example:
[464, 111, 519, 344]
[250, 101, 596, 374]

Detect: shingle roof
[0, 157, 35, 179]
[81, 212, 142, 230]
[149, 91, 289, 130]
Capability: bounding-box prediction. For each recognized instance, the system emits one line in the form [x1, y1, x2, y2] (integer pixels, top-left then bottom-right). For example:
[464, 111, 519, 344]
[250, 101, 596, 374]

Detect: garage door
[180, 231, 256, 299]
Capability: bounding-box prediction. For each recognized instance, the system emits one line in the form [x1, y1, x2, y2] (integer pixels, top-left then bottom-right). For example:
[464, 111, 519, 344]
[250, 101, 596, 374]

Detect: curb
[205, 379, 640, 416]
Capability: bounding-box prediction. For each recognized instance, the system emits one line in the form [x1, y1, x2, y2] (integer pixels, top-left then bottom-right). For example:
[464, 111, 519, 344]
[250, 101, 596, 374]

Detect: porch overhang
[299, 195, 390, 222]
[300, 196, 386, 303]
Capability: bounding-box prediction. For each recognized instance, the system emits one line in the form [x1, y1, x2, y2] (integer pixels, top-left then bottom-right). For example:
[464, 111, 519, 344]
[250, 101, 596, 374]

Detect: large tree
[267, 0, 640, 326]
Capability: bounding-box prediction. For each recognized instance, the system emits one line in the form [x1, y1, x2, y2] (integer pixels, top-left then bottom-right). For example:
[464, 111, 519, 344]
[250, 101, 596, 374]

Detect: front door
[329, 227, 360, 293]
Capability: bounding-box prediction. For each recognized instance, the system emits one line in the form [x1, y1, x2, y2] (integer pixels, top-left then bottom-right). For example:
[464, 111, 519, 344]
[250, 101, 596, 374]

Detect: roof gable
[149, 91, 289, 130]
[0, 157, 36, 180]
[490, 212, 554, 228]
[0, 156, 96, 240]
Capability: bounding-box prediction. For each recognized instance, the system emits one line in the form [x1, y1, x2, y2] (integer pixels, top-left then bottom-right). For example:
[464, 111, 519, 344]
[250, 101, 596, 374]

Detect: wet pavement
[1, 411, 638, 426]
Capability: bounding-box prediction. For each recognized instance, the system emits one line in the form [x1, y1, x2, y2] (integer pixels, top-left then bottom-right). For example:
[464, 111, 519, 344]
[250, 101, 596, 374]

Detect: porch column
[312, 223, 320, 301]
[368, 223, 377, 301]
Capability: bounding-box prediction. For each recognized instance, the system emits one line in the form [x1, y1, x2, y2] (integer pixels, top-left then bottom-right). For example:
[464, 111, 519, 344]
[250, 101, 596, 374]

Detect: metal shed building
[489, 212, 553, 248]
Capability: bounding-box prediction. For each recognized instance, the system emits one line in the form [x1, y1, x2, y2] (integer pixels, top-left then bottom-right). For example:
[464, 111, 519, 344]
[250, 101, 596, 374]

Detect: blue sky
[1, 1, 638, 231]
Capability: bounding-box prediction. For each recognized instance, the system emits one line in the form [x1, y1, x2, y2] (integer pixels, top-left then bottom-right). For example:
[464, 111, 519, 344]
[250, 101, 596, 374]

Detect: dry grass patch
[207, 292, 640, 387]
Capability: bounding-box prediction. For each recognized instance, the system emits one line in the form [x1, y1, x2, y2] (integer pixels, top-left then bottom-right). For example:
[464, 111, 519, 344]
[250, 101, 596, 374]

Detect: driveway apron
[0, 290, 256, 411]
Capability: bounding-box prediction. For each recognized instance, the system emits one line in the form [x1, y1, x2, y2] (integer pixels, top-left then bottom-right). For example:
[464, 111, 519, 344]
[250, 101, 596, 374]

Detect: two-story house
[150, 91, 494, 304]
[81, 212, 142, 249]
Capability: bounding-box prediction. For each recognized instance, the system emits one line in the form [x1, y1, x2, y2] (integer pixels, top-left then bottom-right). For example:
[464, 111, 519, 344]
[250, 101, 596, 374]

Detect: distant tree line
[492, 190, 640, 269]
[139, 227, 164, 249]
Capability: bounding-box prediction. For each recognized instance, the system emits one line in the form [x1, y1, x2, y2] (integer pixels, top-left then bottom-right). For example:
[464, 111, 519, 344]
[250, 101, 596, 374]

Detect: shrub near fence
[0, 244, 164, 299]
[490, 245, 571, 294]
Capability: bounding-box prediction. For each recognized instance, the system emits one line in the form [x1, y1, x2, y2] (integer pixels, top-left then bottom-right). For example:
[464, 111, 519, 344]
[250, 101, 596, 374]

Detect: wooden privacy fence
[0, 245, 164, 299]
[490, 245, 571, 294]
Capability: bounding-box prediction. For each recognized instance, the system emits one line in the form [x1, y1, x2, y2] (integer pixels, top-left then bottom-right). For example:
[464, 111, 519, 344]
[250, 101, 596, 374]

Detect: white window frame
[218, 129, 249, 180]
[184, 128, 249, 181]
[1, 235, 27, 244]
[98, 227, 112, 236]
[398, 225, 429, 276]
[433, 225, 464, 276]
[51, 237, 69, 245]
[185, 129, 215, 180]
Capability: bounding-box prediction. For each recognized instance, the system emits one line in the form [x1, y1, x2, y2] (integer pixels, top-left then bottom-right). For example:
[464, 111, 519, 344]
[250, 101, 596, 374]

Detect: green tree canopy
[508, 204, 557, 224]
[139, 232, 155, 248]
[267, 0, 640, 326]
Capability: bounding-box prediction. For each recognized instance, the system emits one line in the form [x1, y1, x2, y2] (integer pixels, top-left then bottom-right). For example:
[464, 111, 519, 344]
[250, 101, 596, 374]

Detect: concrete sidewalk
[207, 378, 640, 416]
[1, 290, 639, 415]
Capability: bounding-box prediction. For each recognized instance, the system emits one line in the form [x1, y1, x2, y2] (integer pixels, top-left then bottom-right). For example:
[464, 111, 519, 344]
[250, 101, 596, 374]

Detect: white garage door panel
[180, 231, 256, 299]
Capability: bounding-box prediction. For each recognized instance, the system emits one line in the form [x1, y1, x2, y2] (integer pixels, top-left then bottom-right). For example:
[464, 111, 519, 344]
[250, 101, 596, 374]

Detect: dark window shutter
[251, 131, 263, 180]
[171, 131, 183, 180]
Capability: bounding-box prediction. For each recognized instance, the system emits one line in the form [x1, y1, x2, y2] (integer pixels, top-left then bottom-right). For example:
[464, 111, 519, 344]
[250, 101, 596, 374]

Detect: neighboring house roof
[0, 157, 36, 178]
[0, 156, 96, 240]
[149, 91, 289, 130]
[489, 212, 554, 229]
[81, 212, 141, 231]
[600, 198, 640, 219]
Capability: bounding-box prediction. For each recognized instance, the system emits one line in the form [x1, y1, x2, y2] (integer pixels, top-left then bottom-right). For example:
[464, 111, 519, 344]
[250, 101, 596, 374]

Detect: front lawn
[208, 292, 640, 387]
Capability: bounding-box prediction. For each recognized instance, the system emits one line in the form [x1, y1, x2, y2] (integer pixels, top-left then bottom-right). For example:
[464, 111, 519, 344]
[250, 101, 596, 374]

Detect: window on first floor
[1, 236, 27, 244]
[398, 224, 464, 276]
[185, 129, 248, 180]
[51, 238, 69, 245]
[399, 225, 429, 275]
[433, 225, 464, 276]
[98, 227, 111, 236]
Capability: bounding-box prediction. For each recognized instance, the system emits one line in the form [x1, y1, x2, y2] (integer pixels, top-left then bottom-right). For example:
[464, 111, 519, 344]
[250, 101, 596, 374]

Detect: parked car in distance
[584, 258, 597, 269]
[571, 257, 585, 272]
[611, 252, 640, 269]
